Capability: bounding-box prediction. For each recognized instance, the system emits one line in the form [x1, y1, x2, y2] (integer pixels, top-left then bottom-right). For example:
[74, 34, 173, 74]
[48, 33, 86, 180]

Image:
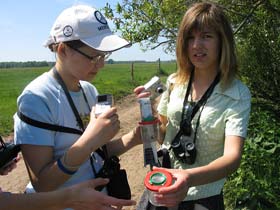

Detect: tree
[104, 0, 188, 54]
[233, 1, 280, 110]
[104, 0, 280, 111]
[107, 59, 115, 64]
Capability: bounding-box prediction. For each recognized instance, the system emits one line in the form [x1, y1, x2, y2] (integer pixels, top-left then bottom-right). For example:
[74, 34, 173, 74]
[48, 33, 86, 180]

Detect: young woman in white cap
[14, 4, 140, 210]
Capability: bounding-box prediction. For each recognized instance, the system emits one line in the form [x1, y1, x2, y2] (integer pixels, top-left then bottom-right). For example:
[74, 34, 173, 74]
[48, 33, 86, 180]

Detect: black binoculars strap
[17, 111, 83, 135]
[173, 70, 220, 146]
[17, 111, 105, 159]
[157, 148, 171, 168]
[182, 70, 220, 124]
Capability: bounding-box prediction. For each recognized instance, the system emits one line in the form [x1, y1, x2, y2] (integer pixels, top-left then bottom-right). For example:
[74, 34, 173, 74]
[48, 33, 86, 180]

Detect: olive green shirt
[157, 73, 251, 201]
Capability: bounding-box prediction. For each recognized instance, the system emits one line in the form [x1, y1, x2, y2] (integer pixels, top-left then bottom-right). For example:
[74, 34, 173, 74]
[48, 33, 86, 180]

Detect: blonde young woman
[135, 2, 251, 210]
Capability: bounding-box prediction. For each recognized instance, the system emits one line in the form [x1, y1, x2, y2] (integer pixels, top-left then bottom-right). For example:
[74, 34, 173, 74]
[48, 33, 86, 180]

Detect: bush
[224, 102, 280, 210]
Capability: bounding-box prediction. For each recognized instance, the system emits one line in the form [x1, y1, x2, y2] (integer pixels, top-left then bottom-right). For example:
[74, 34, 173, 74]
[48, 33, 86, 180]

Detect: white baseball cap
[44, 4, 131, 52]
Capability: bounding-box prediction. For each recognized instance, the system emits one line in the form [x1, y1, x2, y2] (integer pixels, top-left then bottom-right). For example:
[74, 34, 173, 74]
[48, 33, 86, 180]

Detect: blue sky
[0, 0, 175, 62]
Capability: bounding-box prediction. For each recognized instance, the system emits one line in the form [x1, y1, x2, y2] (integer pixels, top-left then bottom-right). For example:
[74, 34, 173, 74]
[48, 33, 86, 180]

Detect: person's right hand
[67, 178, 136, 210]
[83, 107, 120, 148]
[151, 167, 190, 207]
[134, 86, 151, 98]
[134, 85, 160, 118]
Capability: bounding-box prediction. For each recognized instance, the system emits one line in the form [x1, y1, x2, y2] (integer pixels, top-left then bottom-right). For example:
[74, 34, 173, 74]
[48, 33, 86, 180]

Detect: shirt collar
[214, 79, 240, 100]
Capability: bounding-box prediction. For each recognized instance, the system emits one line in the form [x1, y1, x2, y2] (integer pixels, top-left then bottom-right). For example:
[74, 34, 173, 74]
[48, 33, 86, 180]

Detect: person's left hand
[131, 125, 142, 146]
[0, 155, 20, 175]
[152, 167, 191, 207]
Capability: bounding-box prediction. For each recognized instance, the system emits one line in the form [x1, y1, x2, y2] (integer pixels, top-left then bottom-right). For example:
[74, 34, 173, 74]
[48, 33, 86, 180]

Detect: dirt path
[0, 94, 149, 210]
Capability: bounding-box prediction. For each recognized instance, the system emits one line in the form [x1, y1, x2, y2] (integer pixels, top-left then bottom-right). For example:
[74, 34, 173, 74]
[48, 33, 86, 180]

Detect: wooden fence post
[131, 62, 134, 81]
[158, 58, 161, 74]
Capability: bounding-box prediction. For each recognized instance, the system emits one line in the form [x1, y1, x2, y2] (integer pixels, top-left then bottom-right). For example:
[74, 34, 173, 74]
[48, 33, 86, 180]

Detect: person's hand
[83, 107, 120, 147]
[152, 167, 191, 207]
[0, 155, 20, 175]
[134, 85, 160, 118]
[67, 178, 136, 210]
[131, 126, 142, 146]
[134, 86, 151, 98]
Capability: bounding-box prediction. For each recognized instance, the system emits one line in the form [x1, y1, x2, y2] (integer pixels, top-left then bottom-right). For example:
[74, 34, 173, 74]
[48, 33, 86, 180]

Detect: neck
[54, 64, 80, 92]
[191, 68, 219, 101]
[193, 68, 218, 87]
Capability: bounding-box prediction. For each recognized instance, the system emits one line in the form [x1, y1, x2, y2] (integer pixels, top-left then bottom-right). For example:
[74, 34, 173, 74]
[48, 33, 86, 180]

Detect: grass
[0, 62, 176, 136]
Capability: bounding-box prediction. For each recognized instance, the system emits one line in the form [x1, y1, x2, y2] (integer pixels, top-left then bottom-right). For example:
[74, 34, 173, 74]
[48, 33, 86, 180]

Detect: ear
[56, 43, 68, 58]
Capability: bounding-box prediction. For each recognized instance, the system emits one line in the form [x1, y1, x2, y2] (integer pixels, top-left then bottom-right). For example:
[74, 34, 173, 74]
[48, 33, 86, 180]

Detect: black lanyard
[52, 68, 90, 131]
[179, 70, 220, 142]
[181, 70, 220, 123]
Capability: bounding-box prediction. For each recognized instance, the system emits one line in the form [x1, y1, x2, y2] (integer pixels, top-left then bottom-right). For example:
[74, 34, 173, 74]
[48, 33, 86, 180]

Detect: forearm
[158, 114, 167, 144]
[0, 190, 69, 210]
[26, 139, 93, 191]
[53, 128, 115, 171]
[60, 136, 97, 169]
[187, 153, 242, 187]
[106, 128, 141, 156]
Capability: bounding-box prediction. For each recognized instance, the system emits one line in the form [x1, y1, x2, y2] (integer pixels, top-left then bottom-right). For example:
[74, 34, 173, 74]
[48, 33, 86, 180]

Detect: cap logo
[63, 25, 73, 37]
[94, 11, 107, 25]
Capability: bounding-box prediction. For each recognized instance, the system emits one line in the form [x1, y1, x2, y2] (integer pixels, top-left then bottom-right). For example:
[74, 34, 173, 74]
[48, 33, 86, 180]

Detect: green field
[0, 62, 176, 136]
[1, 62, 279, 209]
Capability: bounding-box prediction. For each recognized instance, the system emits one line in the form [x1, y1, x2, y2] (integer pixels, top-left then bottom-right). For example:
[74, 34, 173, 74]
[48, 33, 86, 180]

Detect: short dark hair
[48, 40, 86, 52]
[64, 40, 86, 49]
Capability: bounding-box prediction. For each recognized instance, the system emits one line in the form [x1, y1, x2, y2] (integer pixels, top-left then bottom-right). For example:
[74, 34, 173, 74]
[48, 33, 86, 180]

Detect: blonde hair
[176, 2, 237, 89]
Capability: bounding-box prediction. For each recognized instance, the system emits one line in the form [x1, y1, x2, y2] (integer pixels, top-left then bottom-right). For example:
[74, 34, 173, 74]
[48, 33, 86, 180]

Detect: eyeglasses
[67, 45, 111, 63]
